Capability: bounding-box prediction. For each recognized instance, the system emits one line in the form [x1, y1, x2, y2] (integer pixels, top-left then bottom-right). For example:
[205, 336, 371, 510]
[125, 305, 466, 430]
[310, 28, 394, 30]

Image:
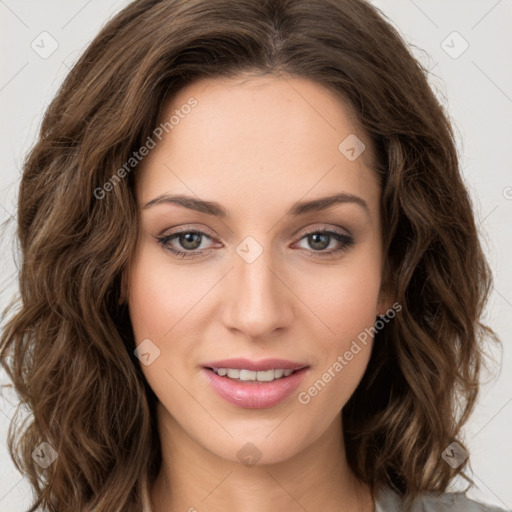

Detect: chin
[196, 425, 315, 468]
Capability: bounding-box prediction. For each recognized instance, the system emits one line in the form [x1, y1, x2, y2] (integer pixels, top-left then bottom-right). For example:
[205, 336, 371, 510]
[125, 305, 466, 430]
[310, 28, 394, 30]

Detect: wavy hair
[0, 0, 499, 510]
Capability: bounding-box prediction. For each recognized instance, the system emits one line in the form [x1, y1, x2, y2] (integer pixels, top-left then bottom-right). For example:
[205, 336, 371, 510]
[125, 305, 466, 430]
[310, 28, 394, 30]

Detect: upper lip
[202, 358, 309, 372]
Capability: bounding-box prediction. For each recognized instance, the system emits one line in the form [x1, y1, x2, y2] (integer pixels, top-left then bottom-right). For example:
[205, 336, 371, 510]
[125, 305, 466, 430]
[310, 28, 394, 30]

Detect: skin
[124, 72, 392, 512]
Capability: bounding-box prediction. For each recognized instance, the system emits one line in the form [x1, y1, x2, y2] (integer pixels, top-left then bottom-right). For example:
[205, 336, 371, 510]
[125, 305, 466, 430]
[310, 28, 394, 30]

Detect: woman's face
[126, 73, 390, 465]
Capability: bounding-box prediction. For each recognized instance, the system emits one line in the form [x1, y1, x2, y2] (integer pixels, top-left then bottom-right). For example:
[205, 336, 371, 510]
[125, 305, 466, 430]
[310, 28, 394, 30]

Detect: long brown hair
[0, 0, 499, 510]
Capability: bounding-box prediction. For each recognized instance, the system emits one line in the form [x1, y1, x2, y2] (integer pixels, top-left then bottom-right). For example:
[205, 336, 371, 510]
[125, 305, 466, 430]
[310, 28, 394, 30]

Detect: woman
[0, 0, 507, 511]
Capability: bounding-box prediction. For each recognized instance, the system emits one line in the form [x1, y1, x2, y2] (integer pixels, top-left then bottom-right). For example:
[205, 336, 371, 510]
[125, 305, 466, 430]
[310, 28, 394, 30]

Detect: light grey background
[1, 1, 511, 511]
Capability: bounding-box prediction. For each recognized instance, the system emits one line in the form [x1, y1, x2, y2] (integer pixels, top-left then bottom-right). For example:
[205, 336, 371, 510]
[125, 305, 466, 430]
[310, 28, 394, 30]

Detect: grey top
[142, 484, 510, 511]
[375, 486, 510, 512]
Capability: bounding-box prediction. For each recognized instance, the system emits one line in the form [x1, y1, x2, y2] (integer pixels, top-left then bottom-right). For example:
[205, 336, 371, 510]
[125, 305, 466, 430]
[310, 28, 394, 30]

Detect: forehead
[135, 73, 380, 217]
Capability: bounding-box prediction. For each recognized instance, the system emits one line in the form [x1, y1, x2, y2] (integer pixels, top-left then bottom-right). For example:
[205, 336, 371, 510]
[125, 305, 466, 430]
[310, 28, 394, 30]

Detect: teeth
[213, 368, 297, 382]
[255, 369, 274, 382]
[239, 369, 257, 381]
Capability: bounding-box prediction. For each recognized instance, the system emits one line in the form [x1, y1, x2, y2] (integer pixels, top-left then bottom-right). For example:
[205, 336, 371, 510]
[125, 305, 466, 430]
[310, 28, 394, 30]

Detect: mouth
[206, 367, 301, 382]
[201, 358, 310, 409]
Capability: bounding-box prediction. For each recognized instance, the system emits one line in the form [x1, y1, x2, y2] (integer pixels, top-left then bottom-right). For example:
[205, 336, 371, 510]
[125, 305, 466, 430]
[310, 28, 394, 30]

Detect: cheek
[294, 253, 381, 415]
[297, 252, 382, 339]
[127, 250, 198, 421]
[127, 243, 213, 386]
[127, 243, 204, 341]
[297, 318, 375, 426]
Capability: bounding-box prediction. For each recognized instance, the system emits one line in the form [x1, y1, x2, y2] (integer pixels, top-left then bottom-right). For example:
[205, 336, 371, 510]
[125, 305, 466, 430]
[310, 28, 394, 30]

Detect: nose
[221, 241, 295, 341]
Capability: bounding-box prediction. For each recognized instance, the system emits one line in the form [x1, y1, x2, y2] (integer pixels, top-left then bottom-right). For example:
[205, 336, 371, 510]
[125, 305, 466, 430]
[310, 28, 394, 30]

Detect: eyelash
[156, 227, 354, 260]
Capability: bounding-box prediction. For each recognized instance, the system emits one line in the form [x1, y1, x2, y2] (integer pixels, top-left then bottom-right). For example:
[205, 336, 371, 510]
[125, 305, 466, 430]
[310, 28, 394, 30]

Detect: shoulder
[374, 485, 511, 512]
[416, 492, 510, 512]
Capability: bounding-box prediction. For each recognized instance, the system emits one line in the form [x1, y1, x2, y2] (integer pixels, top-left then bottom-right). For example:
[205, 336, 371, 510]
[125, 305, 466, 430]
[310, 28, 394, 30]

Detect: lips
[201, 358, 309, 409]
[202, 358, 308, 372]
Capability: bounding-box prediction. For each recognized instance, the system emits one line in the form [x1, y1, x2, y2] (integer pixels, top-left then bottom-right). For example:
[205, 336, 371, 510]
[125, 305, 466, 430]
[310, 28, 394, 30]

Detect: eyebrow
[143, 192, 369, 217]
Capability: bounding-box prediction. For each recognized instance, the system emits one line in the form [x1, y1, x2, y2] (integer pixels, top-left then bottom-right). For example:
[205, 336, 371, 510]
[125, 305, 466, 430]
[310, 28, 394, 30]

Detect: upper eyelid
[161, 222, 352, 237]
[160, 225, 352, 246]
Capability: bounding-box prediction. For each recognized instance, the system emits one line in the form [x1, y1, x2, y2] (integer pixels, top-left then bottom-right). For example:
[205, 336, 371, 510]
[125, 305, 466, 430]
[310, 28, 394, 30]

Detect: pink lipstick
[201, 358, 309, 409]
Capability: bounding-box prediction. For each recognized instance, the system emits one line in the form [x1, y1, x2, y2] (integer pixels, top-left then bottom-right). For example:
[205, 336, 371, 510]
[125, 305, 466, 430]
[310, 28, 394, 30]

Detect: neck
[150, 402, 374, 512]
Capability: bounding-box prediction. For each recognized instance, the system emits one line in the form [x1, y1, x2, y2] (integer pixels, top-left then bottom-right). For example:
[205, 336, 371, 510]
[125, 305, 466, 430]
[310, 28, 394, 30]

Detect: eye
[156, 226, 355, 260]
[293, 228, 354, 258]
[156, 229, 216, 259]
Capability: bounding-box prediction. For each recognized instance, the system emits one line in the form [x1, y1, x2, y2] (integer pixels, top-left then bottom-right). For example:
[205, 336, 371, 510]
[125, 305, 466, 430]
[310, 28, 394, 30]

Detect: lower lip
[202, 367, 308, 409]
